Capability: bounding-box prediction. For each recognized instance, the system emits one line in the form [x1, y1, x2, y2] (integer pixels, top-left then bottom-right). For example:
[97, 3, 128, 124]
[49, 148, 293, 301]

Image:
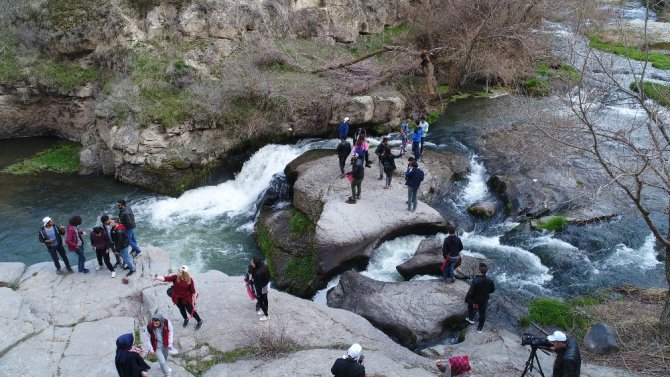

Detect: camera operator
[331, 343, 365, 377]
[547, 331, 581, 377]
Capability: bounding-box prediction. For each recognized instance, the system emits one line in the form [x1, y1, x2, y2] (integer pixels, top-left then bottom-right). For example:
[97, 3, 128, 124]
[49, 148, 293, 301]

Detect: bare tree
[532, 1, 670, 327]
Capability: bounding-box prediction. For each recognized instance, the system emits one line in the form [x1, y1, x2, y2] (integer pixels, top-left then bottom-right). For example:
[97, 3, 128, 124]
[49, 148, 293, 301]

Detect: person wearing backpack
[347, 153, 365, 203]
[65, 215, 89, 273]
[39, 216, 73, 274]
[144, 313, 175, 377]
[153, 266, 204, 329]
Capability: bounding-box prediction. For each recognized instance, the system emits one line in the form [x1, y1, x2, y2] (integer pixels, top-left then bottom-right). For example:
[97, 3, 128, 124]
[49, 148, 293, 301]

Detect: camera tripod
[520, 346, 545, 377]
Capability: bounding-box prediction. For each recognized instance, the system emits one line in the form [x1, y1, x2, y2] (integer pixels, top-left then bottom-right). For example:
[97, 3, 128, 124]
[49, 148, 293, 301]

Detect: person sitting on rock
[465, 263, 496, 333]
[337, 138, 352, 178]
[348, 153, 365, 202]
[39, 216, 73, 275]
[115, 333, 150, 377]
[144, 313, 175, 377]
[331, 343, 365, 377]
[153, 266, 204, 329]
[442, 225, 463, 283]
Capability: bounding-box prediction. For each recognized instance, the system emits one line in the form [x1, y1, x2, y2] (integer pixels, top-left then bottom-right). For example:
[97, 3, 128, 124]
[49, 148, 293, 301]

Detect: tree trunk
[663, 222, 670, 328]
[421, 50, 437, 99]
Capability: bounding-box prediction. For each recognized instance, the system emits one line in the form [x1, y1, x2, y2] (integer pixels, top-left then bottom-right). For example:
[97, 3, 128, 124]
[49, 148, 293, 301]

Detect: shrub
[536, 216, 568, 232]
[521, 77, 550, 96]
[527, 298, 590, 337]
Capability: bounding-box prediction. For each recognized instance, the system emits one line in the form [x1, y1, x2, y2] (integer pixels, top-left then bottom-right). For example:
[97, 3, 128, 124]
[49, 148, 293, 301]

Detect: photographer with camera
[547, 331, 581, 377]
[331, 343, 365, 377]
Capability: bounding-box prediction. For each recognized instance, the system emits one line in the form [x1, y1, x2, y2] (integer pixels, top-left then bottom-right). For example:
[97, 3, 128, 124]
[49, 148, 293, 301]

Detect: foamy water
[362, 235, 427, 282]
[604, 233, 661, 270]
[458, 155, 489, 205]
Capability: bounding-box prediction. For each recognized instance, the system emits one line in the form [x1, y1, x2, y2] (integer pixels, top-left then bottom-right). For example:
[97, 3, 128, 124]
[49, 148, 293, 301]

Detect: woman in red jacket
[65, 215, 89, 273]
[153, 266, 203, 329]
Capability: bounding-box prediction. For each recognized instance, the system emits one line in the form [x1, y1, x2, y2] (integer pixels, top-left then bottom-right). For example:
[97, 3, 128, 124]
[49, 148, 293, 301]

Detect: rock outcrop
[584, 322, 620, 355]
[327, 271, 469, 349]
[258, 148, 461, 297]
[396, 237, 488, 280]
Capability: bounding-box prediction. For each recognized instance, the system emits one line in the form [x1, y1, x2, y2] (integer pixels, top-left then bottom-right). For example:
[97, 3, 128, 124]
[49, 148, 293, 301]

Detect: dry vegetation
[581, 286, 669, 376]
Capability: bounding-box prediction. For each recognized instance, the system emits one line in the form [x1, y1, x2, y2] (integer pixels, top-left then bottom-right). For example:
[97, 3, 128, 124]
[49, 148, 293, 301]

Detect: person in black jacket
[39, 216, 73, 274]
[117, 199, 143, 257]
[465, 263, 495, 333]
[250, 257, 271, 321]
[404, 161, 424, 211]
[245, 263, 261, 313]
[331, 343, 365, 377]
[547, 330, 581, 377]
[111, 218, 136, 277]
[336, 139, 352, 178]
[381, 146, 403, 189]
[374, 137, 390, 180]
[347, 154, 365, 203]
[442, 225, 463, 283]
[115, 333, 150, 377]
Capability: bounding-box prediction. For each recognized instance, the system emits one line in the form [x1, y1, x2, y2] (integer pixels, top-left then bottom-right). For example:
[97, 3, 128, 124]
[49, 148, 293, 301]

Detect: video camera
[521, 333, 552, 349]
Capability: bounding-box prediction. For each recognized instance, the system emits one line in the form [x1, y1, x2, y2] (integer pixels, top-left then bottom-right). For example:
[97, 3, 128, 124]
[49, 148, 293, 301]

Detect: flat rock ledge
[0, 247, 435, 377]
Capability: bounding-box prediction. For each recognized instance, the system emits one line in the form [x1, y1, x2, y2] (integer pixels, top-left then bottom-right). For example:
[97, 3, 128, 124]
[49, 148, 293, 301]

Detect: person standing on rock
[144, 313, 175, 377]
[250, 257, 271, 321]
[374, 137, 390, 180]
[465, 263, 495, 333]
[337, 138, 352, 178]
[418, 115, 429, 154]
[65, 215, 89, 274]
[245, 262, 262, 313]
[339, 117, 350, 141]
[90, 226, 116, 278]
[411, 125, 424, 162]
[404, 161, 424, 211]
[348, 154, 365, 202]
[39, 216, 73, 275]
[331, 343, 365, 377]
[118, 199, 142, 258]
[400, 118, 411, 153]
[102, 215, 123, 268]
[441, 225, 463, 283]
[381, 146, 403, 189]
[115, 333, 150, 377]
[111, 217, 136, 277]
[153, 266, 204, 329]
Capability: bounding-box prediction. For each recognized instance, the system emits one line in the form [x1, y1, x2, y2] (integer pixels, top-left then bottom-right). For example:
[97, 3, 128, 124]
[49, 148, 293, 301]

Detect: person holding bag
[153, 266, 204, 330]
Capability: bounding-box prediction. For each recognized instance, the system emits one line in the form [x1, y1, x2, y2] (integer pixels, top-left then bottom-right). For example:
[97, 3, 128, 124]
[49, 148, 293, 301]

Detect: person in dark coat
[115, 333, 150, 377]
[337, 139, 353, 178]
[39, 216, 73, 274]
[374, 137, 390, 180]
[548, 330, 581, 377]
[111, 218, 135, 277]
[331, 343, 365, 377]
[245, 263, 262, 312]
[250, 257, 271, 321]
[347, 154, 365, 203]
[465, 263, 495, 333]
[117, 199, 143, 257]
[381, 146, 403, 189]
[404, 161, 424, 211]
[102, 215, 123, 267]
[90, 226, 115, 277]
[442, 225, 463, 283]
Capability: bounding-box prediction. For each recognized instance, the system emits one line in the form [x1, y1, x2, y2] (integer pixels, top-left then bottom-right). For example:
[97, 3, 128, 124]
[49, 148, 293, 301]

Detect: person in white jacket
[144, 313, 175, 377]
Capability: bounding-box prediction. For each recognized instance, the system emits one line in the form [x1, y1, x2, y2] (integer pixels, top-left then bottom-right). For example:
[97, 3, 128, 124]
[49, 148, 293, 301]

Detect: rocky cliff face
[0, 0, 409, 194]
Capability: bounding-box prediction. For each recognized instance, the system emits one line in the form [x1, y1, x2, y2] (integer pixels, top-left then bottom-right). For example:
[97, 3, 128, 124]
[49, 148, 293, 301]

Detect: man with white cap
[331, 343, 365, 377]
[38, 216, 73, 274]
[339, 117, 350, 141]
[547, 330, 581, 377]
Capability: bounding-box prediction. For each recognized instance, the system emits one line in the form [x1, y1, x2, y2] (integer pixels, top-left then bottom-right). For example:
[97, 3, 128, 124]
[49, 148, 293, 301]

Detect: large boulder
[262, 148, 451, 297]
[468, 201, 497, 219]
[327, 271, 469, 349]
[0, 262, 25, 286]
[584, 322, 620, 355]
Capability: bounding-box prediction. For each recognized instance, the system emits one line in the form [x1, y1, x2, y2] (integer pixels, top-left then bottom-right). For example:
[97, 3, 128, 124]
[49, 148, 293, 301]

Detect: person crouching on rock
[153, 266, 204, 329]
[111, 217, 136, 277]
[331, 343, 365, 377]
[144, 313, 175, 377]
[250, 257, 271, 321]
[115, 333, 150, 377]
[348, 153, 365, 203]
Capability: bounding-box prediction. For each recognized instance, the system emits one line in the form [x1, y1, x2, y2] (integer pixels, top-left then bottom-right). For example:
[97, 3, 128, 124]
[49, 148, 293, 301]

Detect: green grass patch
[41, 0, 108, 31]
[0, 34, 22, 85]
[521, 77, 550, 96]
[535, 216, 568, 232]
[283, 252, 316, 287]
[426, 111, 441, 124]
[630, 81, 670, 107]
[183, 345, 256, 377]
[38, 63, 98, 92]
[527, 298, 590, 335]
[289, 209, 312, 235]
[589, 36, 670, 70]
[256, 225, 273, 259]
[2, 142, 81, 175]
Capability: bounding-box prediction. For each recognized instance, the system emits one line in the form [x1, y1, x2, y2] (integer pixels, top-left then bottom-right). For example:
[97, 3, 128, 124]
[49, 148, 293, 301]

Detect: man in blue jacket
[405, 161, 424, 211]
[338, 117, 350, 141]
[411, 127, 423, 162]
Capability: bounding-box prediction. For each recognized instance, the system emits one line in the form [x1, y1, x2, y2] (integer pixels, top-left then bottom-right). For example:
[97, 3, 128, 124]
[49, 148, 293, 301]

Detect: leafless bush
[243, 318, 300, 359]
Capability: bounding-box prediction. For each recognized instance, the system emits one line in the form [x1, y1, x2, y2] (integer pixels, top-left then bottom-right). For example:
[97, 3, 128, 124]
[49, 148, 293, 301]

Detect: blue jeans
[407, 187, 418, 210]
[127, 228, 142, 254]
[412, 141, 421, 161]
[75, 245, 86, 272]
[443, 256, 459, 280]
[119, 247, 135, 272]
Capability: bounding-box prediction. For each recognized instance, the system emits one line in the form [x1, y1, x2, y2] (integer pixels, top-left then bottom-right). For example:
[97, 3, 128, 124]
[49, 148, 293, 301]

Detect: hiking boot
[111, 271, 116, 278]
[465, 318, 476, 324]
[183, 319, 189, 327]
[259, 316, 269, 322]
[195, 320, 204, 330]
[126, 270, 135, 277]
[477, 327, 483, 333]
[56, 269, 63, 275]
[257, 310, 264, 316]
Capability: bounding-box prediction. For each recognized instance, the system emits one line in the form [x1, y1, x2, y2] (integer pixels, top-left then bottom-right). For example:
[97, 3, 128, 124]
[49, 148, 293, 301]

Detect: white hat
[347, 343, 362, 358]
[547, 331, 567, 342]
[344, 117, 350, 123]
[179, 265, 189, 273]
[42, 217, 52, 226]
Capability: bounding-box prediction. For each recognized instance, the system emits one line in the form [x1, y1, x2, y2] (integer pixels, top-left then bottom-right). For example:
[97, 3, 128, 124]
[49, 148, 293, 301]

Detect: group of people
[337, 117, 426, 208]
[38, 200, 142, 277]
